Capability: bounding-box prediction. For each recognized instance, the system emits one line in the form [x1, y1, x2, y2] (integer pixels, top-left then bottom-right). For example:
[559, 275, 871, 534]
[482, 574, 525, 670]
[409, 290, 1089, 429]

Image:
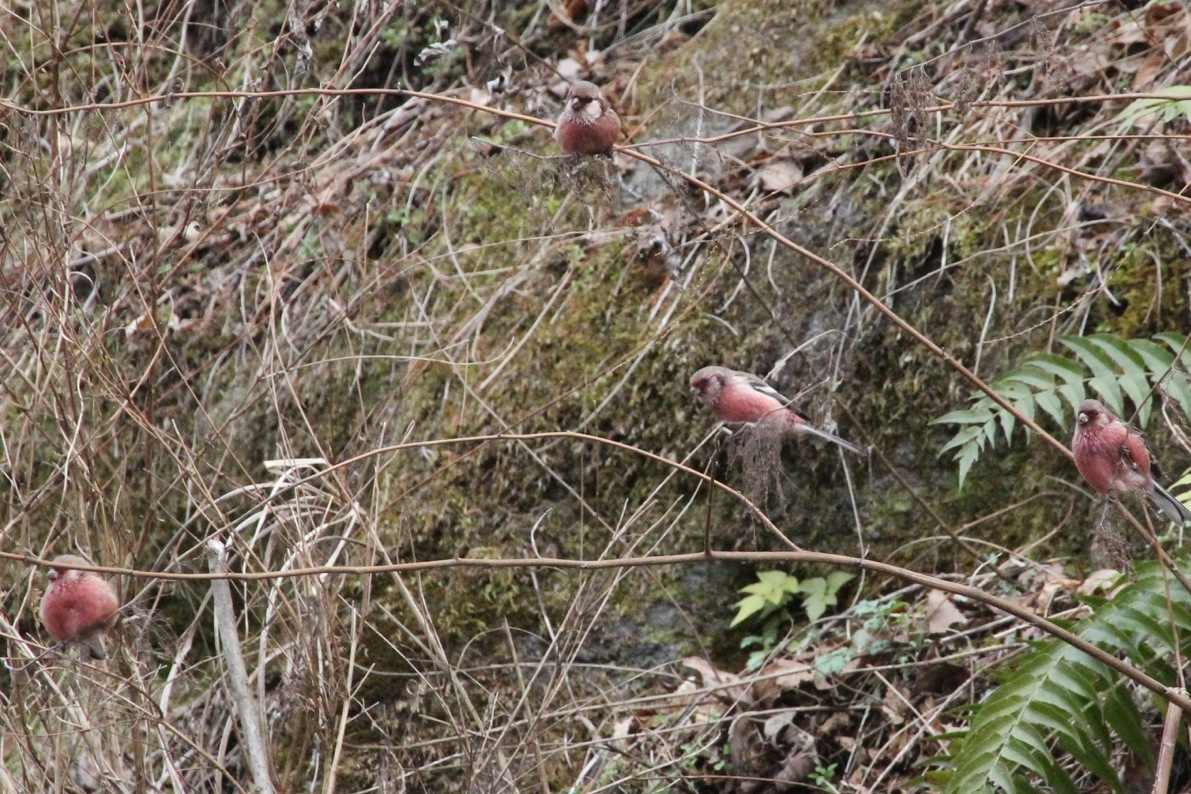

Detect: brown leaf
[1069, 45, 1110, 78]
[124, 311, 156, 335]
[772, 726, 818, 789]
[882, 683, 912, 725]
[1078, 569, 1124, 596]
[682, 657, 750, 705]
[755, 159, 803, 194]
[728, 715, 762, 770]
[758, 658, 815, 690]
[762, 711, 796, 745]
[1127, 52, 1164, 88]
[610, 715, 633, 751]
[547, 0, 589, 31]
[925, 589, 967, 634]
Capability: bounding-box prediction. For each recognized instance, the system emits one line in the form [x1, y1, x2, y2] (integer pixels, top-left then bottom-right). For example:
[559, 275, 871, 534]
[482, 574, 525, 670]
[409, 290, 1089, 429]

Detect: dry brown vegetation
[3, 0, 1191, 791]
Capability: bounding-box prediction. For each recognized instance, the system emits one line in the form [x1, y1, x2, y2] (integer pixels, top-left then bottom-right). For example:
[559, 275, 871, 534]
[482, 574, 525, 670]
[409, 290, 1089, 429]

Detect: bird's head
[565, 81, 607, 120]
[47, 554, 93, 582]
[1077, 399, 1107, 429]
[690, 367, 727, 405]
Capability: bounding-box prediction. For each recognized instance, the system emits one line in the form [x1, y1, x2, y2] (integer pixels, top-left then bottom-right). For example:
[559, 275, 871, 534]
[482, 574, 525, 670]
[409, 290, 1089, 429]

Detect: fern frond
[934, 333, 1191, 487]
[931, 560, 1187, 793]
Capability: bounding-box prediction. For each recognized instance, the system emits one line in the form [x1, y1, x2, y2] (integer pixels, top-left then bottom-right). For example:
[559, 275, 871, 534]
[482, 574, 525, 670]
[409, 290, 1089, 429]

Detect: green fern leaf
[937, 559, 1184, 793]
[936, 333, 1191, 488]
[1154, 332, 1191, 368]
[1060, 337, 1123, 414]
[1087, 335, 1151, 425]
[1034, 390, 1065, 426]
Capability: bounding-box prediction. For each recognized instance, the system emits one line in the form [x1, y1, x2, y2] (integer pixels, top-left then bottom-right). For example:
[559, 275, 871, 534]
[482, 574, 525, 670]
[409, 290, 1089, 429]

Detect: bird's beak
[1078, 412, 1088, 424]
[47, 569, 58, 581]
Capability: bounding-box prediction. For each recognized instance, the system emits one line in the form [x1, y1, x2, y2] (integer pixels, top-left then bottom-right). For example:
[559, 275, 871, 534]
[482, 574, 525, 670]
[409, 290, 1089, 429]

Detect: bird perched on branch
[39, 555, 120, 660]
[690, 366, 860, 454]
[554, 80, 621, 156]
[1071, 398, 1191, 524]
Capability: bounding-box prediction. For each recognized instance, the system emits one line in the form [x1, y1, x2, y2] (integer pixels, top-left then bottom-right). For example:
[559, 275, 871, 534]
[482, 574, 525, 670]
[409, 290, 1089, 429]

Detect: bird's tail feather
[1149, 482, 1191, 525]
[797, 424, 862, 455]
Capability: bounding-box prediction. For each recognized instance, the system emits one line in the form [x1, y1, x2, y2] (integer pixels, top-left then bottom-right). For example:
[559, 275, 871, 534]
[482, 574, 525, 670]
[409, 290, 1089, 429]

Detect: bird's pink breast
[1074, 425, 1148, 494]
[714, 388, 787, 424]
[41, 578, 118, 642]
[555, 113, 620, 155]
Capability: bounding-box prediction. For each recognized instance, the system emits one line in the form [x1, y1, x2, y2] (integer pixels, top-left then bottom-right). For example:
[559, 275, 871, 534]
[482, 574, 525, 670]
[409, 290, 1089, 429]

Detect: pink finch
[554, 80, 621, 156]
[690, 366, 860, 454]
[1071, 399, 1191, 524]
[39, 555, 120, 660]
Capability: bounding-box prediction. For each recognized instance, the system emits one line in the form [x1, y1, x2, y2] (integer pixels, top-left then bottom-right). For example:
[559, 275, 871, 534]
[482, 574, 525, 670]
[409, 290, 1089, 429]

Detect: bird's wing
[1118, 440, 1139, 472]
[741, 374, 812, 422]
[1119, 431, 1153, 478]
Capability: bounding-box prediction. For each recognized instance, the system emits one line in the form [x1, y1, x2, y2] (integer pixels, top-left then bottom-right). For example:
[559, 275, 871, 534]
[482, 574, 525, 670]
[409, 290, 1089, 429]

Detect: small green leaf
[1089, 334, 1150, 424]
[1132, 338, 1175, 374]
[939, 423, 989, 455]
[1088, 333, 1146, 372]
[997, 405, 1016, 443]
[1117, 86, 1191, 128]
[1155, 332, 1191, 368]
[801, 578, 835, 622]
[1165, 375, 1191, 417]
[825, 571, 854, 594]
[1003, 366, 1055, 391]
[934, 407, 995, 425]
[1058, 383, 1085, 416]
[1029, 353, 1086, 385]
[956, 442, 980, 489]
[731, 594, 770, 627]
[1035, 391, 1066, 426]
[815, 646, 853, 676]
[1061, 338, 1123, 412]
[1087, 376, 1124, 416]
[1013, 395, 1036, 424]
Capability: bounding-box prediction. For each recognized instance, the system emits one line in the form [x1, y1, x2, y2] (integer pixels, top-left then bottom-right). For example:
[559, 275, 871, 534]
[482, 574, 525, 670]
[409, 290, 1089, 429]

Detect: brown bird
[1071, 399, 1191, 524]
[554, 80, 621, 156]
[39, 555, 120, 660]
[690, 366, 860, 454]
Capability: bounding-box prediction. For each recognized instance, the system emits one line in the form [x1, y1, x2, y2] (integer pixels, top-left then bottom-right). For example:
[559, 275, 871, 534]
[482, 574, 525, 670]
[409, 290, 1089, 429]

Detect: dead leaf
[763, 711, 796, 744]
[818, 712, 851, 737]
[124, 311, 155, 335]
[773, 726, 818, 787]
[682, 657, 750, 704]
[925, 589, 967, 634]
[882, 683, 912, 725]
[547, 0, 588, 31]
[760, 106, 795, 124]
[756, 159, 803, 194]
[728, 715, 762, 771]
[1069, 45, 1110, 77]
[760, 658, 815, 689]
[556, 58, 583, 83]
[610, 715, 633, 751]
[1128, 53, 1164, 89]
[1078, 568, 1124, 596]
